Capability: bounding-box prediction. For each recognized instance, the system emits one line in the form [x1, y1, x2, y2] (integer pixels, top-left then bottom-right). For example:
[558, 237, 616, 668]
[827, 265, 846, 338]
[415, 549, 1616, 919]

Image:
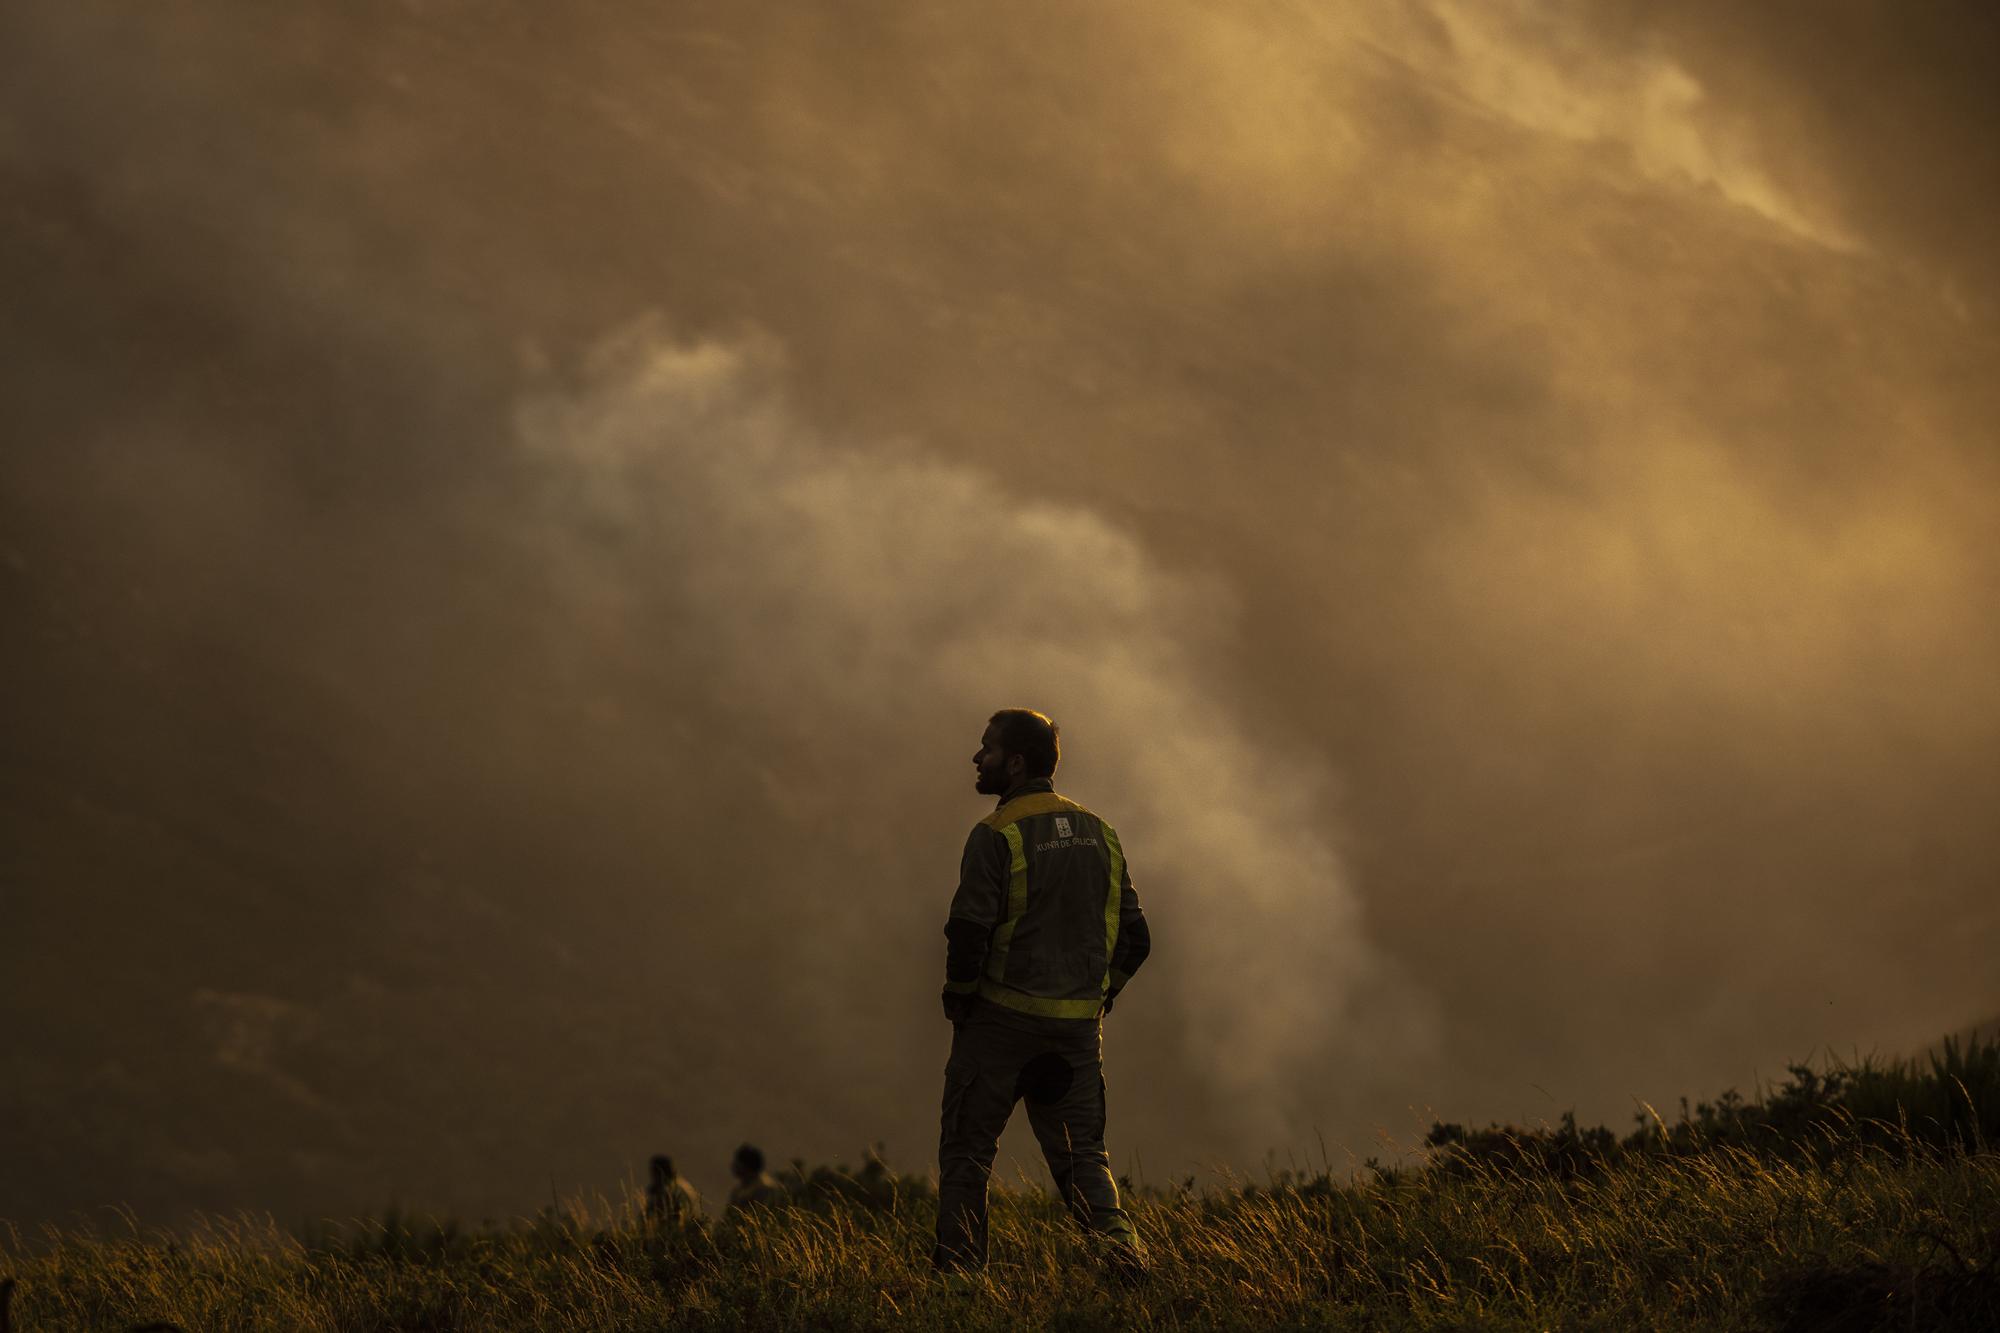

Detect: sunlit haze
[3, 0, 1995, 1225]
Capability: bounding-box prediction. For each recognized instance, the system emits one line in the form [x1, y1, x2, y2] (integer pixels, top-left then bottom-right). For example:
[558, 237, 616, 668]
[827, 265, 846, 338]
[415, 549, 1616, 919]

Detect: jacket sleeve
[943, 824, 1007, 992]
[1107, 858, 1150, 997]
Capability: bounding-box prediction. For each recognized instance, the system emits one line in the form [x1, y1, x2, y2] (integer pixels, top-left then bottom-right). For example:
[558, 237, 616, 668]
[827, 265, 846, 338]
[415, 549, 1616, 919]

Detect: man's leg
[934, 1020, 1022, 1271]
[1022, 1027, 1142, 1269]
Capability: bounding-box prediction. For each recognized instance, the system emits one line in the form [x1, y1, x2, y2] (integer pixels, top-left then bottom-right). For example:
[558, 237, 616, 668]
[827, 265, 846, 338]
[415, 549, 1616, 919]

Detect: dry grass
[5, 1141, 1997, 1331]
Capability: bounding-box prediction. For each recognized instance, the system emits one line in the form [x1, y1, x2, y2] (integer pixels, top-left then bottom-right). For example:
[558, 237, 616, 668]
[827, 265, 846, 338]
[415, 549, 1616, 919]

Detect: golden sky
[3, 0, 1995, 1222]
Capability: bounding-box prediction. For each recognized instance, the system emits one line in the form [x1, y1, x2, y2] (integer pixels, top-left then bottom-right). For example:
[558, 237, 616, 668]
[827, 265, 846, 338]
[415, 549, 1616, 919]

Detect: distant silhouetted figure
[935, 709, 1151, 1281]
[644, 1154, 702, 1223]
[725, 1143, 787, 1213]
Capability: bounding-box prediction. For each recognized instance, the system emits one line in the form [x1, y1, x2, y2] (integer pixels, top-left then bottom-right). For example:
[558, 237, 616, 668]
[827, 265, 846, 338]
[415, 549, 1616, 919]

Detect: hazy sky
[4, 0, 1996, 1225]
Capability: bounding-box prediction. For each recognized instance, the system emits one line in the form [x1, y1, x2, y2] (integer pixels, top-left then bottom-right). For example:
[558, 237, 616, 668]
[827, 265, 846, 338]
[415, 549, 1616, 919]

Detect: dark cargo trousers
[934, 1003, 1141, 1272]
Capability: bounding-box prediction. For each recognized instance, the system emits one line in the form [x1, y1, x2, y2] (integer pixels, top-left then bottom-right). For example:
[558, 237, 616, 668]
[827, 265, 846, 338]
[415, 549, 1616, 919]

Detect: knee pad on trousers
[1014, 1051, 1073, 1105]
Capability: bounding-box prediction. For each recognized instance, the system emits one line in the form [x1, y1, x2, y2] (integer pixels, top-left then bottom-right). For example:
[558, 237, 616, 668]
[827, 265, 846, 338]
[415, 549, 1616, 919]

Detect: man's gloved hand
[942, 988, 977, 1024]
[1103, 989, 1120, 1016]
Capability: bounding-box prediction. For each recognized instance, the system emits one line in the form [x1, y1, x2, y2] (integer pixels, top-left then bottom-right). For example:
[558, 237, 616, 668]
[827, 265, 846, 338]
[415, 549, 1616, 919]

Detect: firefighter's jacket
[943, 778, 1151, 1020]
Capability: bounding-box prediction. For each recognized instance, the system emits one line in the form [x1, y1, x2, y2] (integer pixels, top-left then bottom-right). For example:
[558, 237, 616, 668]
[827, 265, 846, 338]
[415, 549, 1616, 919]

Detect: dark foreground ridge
[4, 1036, 1997, 1331]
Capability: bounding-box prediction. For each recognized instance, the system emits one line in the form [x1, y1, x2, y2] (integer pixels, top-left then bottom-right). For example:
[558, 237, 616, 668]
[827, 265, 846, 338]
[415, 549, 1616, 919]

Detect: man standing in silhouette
[644, 1154, 702, 1225]
[934, 708, 1152, 1279]
[725, 1142, 788, 1214]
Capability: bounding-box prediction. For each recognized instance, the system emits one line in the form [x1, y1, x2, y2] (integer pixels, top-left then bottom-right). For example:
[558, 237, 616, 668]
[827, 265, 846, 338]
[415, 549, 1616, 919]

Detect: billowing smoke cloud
[3, 0, 1995, 1226]
[514, 323, 1439, 1145]
[1364, 0, 1856, 250]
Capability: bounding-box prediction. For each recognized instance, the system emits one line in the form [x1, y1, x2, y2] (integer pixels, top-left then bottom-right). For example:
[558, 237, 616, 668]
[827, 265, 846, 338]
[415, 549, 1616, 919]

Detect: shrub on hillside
[1423, 1033, 2000, 1177]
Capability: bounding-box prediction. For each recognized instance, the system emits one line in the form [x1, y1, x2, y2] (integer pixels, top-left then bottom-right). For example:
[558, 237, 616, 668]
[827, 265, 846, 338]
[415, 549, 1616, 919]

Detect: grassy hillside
[5, 1038, 1998, 1331]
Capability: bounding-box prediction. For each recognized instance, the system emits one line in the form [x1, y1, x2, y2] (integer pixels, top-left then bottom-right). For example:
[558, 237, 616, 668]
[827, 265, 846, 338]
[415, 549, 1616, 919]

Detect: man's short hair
[989, 708, 1060, 778]
[733, 1143, 764, 1174]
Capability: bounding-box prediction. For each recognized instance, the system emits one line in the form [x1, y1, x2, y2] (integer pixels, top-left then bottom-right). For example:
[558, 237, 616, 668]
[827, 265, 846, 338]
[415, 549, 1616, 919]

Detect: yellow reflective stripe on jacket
[979, 791, 1081, 830]
[1100, 823, 1125, 992]
[977, 978, 1103, 1019]
[984, 823, 1031, 983]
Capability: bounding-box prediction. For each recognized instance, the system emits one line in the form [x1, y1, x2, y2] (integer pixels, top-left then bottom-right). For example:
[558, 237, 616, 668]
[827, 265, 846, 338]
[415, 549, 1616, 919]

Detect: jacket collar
[995, 776, 1055, 808]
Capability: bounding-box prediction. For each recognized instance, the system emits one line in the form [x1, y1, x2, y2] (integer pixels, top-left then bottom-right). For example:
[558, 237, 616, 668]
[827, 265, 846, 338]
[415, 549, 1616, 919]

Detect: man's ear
[1006, 752, 1027, 778]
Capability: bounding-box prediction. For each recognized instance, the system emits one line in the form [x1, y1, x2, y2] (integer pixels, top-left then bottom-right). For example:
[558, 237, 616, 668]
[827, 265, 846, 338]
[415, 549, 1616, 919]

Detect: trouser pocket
[939, 1060, 977, 1144]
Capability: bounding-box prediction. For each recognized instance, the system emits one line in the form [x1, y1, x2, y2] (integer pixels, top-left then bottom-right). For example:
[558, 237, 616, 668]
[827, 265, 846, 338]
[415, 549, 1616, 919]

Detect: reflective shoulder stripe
[980, 791, 1081, 830]
[977, 979, 1103, 1020]
[984, 823, 1030, 982]
[1100, 822, 1125, 993]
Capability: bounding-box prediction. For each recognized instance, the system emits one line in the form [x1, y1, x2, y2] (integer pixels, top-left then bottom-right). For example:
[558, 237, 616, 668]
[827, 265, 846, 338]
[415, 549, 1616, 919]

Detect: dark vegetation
[3, 1038, 1997, 1330]
[1420, 1034, 2000, 1180]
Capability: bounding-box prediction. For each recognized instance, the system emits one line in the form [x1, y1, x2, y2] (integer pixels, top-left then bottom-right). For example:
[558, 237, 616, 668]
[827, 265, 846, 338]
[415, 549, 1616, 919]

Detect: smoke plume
[514, 323, 1440, 1148]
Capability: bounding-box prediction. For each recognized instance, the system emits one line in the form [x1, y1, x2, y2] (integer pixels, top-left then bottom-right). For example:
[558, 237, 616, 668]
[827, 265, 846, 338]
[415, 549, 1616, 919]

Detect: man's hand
[942, 988, 976, 1024]
[1103, 989, 1120, 1016]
